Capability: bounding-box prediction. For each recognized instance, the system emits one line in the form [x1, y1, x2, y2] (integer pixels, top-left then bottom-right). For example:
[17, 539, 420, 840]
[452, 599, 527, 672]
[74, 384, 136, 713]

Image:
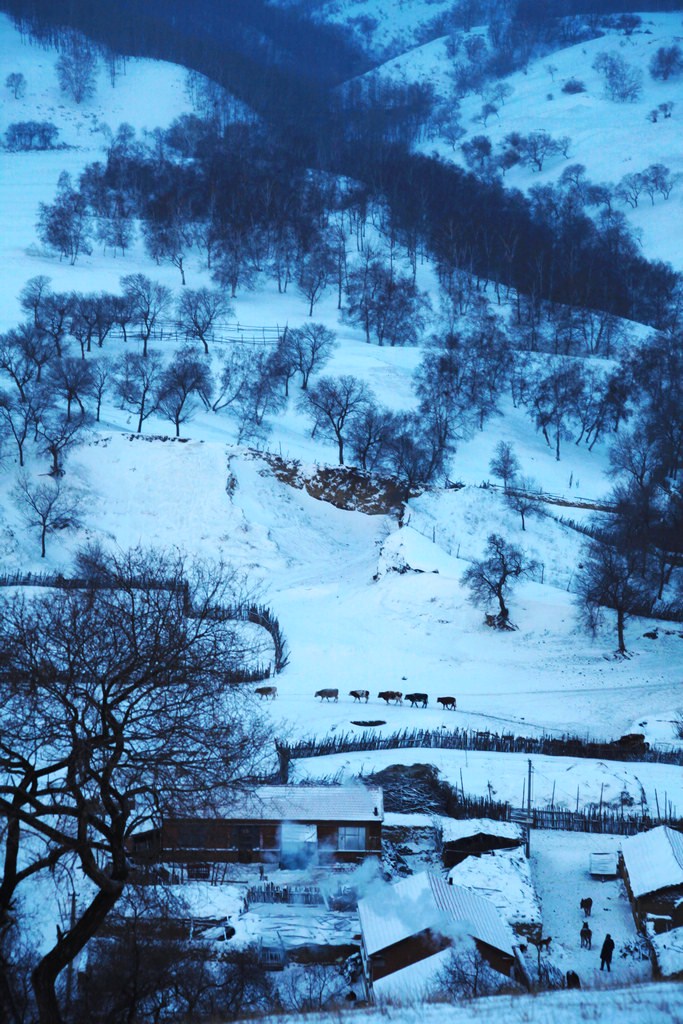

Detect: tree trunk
[32, 885, 123, 1024]
[616, 607, 627, 654]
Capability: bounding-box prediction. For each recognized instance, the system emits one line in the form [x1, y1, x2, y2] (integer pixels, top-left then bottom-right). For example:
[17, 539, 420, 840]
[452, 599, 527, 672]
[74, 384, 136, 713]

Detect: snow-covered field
[239, 982, 683, 1024]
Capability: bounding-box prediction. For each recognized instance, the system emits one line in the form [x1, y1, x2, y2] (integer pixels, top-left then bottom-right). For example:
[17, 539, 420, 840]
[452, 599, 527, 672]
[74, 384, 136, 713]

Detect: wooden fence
[280, 726, 683, 767]
[0, 574, 289, 676]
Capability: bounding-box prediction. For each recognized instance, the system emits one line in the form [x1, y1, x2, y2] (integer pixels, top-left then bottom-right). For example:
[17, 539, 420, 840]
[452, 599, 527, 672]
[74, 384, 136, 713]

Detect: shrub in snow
[592, 52, 643, 103]
[562, 77, 586, 94]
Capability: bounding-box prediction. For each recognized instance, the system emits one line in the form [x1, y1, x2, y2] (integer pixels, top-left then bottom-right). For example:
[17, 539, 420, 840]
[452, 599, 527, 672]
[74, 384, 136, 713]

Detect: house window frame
[338, 826, 366, 851]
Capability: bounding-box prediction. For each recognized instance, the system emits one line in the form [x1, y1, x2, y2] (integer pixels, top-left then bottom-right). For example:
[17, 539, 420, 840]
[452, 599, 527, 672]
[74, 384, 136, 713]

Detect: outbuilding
[621, 825, 683, 932]
[357, 871, 518, 996]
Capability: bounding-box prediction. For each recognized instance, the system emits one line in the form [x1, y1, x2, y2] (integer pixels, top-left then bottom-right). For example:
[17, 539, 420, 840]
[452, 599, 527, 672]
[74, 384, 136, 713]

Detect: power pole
[526, 759, 533, 858]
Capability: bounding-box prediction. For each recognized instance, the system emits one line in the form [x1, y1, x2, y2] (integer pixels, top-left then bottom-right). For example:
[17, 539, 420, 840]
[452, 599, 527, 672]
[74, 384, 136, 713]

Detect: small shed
[621, 826, 683, 931]
[590, 851, 619, 877]
[440, 818, 524, 868]
[357, 871, 517, 991]
[448, 846, 542, 941]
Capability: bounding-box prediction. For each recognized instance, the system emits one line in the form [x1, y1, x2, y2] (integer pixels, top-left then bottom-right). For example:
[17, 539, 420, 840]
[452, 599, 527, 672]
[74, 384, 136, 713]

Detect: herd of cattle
[254, 685, 456, 709]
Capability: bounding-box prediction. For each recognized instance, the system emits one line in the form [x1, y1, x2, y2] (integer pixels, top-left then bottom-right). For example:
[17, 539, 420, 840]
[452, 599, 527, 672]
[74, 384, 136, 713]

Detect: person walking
[600, 933, 615, 971]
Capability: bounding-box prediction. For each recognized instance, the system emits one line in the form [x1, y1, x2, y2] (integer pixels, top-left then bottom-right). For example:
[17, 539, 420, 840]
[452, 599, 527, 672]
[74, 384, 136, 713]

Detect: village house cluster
[125, 785, 683, 1001]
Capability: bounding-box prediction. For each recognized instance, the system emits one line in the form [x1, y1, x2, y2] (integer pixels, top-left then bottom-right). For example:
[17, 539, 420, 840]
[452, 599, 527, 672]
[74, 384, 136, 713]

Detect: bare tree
[55, 37, 97, 104]
[13, 474, 82, 557]
[462, 533, 538, 628]
[297, 244, 334, 317]
[88, 358, 111, 423]
[5, 71, 26, 99]
[0, 389, 36, 466]
[157, 349, 213, 437]
[46, 357, 93, 421]
[177, 287, 232, 354]
[649, 44, 683, 81]
[299, 375, 374, 465]
[35, 407, 88, 476]
[489, 440, 520, 492]
[347, 405, 395, 471]
[37, 172, 92, 265]
[114, 350, 163, 433]
[120, 275, 172, 357]
[436, 944, 512, 999]
[287, 323, 337, 390]
[212, 225, 260, 298]
[505, 476, 545, 531]
[0, 548, 273, 1023]
[593, 51, 642, 102]
[143, 218, 191, 286]
[575, 539, 646, 654]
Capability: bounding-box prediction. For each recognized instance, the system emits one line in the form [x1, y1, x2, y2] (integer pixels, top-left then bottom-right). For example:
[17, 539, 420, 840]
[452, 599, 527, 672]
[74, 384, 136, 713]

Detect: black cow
[255, 686, 277, 700]
[405, 692, 428, 707]
[349, 689, 370, 702]
[437, 696, 457, 710]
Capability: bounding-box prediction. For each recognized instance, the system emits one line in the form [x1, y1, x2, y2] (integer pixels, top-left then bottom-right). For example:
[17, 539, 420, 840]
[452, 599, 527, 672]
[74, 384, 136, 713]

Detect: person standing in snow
[600, 933, 615, 971]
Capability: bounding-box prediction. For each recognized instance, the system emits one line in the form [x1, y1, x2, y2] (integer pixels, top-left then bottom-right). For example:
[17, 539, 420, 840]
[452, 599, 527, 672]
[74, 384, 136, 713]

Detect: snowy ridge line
[0, 571, 288, 675]
[281, 726, 683, 767]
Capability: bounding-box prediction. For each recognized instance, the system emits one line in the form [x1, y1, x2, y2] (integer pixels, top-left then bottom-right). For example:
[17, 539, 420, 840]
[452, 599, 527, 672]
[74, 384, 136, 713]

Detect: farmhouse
[357, 871, 518, 999]
[132, 785, 383, 873]
[621, 825, 683, 931]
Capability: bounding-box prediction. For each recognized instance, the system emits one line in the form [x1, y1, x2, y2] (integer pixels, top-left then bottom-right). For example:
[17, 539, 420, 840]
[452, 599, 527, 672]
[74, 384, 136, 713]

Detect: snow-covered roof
[357, 871, 515, 958]
[211, 786, 384, 824]
[372, 946, 452, 1004]
[440, 818, 524, 844]
[382, 814, 523, 843]
[622, 827, 683, 899]
[448, 847, 542, 929]
[650, 927, 683, 978]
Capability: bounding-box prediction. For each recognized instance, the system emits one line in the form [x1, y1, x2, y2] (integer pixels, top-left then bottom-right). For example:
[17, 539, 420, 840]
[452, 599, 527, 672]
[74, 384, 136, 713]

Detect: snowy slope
[363, 13, 683, 270]
[0, 17, 682, 748]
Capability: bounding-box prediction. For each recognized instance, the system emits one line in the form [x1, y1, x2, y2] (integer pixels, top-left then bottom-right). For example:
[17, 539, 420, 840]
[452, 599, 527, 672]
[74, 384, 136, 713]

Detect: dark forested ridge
[1, 0, 681, 328]
[0, 0, 369, 85]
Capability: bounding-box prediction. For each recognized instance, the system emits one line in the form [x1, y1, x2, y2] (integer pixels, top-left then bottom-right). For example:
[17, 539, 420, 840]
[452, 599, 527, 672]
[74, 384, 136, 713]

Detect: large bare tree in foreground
[0, 547, 272, 1024]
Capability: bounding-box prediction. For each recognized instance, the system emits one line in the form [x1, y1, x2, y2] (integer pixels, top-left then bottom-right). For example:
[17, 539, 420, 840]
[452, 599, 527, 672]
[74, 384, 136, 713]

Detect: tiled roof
[212, 785, 384, 824]
[622, 826, 683, 898]
[357, 871, 515, 958]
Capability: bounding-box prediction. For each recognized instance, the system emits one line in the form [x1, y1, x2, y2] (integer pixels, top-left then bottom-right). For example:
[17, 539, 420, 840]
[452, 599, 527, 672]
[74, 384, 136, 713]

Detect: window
[338, 826, 366, 851]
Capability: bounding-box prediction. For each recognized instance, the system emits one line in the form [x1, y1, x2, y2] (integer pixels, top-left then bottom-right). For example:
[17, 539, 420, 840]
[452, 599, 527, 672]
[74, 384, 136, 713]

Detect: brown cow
[315, 688, 339, 702]
[349, 689, 370, 702]
[255, 686, 277, 700]
[378, 690, 403, 704]
[437, 696, 456, 710]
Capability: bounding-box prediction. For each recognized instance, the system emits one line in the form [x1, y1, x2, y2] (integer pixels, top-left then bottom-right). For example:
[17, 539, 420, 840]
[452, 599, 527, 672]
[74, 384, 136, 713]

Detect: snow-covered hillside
[0, 12, 681, 758]
[360, 12, 683, 269]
